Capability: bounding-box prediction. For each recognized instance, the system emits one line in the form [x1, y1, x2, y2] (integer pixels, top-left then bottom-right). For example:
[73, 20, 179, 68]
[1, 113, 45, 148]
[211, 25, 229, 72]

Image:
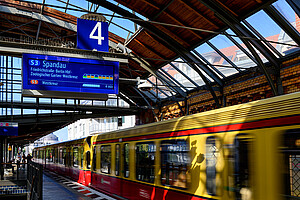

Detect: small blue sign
[77, 18, 109, 52]
[23, 54, 119, 95]
[0, 122, 18, 136]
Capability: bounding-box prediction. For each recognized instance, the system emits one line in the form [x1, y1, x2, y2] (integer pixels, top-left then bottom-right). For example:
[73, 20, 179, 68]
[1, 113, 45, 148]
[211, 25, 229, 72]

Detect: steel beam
[243, 20, 282, 58]
[156, 70, 186, 97]
[264, 5, 300, 46]
[133, 87, 159, 121]
[200, 0, 282, 95]
[160, 68, 188, 92]
[206, 41, 241, 72]
[286, 0, 300, 19]
[170, 63, 199, 87]
[192, 50, 226, 78]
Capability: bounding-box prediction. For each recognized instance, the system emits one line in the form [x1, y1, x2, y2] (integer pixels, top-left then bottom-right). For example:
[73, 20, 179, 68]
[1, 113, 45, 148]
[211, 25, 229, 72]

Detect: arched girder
[131, 54, 186, 97]
[200, 0, 283, 96]
[87, 0, 223, 107]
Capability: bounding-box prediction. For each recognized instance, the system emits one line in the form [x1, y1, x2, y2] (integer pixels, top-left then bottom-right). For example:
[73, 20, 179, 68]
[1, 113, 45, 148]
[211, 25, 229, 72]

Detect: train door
[281, 129, 300, 200]
[227, 134, 254, 200]
[121, 143, 130, 197]
[82, 136, 92, 186]
[115, 144, 121, 196]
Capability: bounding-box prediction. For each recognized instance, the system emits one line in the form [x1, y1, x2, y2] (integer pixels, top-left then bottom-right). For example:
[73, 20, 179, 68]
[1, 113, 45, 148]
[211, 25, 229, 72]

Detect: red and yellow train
[33, 92, 300, 200]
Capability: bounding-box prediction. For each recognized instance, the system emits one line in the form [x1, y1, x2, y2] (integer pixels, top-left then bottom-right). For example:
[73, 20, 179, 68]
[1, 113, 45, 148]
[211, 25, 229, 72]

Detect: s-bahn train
[33, 92, 300, 200]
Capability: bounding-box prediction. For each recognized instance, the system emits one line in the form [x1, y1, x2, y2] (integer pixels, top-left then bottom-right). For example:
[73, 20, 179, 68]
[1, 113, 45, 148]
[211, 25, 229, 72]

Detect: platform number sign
[77, 18, 109, 52]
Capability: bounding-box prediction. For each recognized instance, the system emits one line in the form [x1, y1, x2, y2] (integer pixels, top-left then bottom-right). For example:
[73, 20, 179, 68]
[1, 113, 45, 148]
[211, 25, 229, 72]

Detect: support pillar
[0, 138, 4, 180]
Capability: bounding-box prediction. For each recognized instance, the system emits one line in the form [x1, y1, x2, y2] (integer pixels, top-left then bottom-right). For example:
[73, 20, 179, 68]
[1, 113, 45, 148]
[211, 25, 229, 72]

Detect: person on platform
[27, 154, 32, 163]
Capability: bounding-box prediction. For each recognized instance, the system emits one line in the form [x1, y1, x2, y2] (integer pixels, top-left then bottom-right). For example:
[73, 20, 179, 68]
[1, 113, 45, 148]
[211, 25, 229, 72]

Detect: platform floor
[43, 170, 117, 200]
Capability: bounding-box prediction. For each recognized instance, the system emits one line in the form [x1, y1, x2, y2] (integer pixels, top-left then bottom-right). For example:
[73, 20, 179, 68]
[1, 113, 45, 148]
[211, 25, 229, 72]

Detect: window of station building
[115, 144, 120, 176]
[227, 134, 254, 199]
[100, 145, 111, 174]
[160, 140, 190, 188]
[206, 137, 220, 196]
[280, 129, 300, 199]
[73, 147, 79, 168]
[124, 143, 129, 178]
[92, 146, 97, 171]
[136, 142, 156, 183]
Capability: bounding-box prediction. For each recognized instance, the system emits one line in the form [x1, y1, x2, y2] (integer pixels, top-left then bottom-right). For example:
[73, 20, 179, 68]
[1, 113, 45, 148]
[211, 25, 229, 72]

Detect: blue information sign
[77, 18, 109, 52]
[0, 122, 18, 136]
[22, 54, 119, 95]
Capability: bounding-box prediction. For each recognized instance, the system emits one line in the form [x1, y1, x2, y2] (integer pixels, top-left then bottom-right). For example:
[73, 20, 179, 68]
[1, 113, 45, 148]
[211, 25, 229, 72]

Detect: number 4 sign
[77, 18, 109, 52]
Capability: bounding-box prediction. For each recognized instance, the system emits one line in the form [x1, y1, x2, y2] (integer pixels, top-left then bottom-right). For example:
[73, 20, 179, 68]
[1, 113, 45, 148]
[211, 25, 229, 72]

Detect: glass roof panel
[147, 75, 174, 98]
[272, 0, 300, 55]
[209, 35, 257, 75]
[171, 58, 208, 88]
[226, 29, 268, 64]
[169, 62, 198, 90]
[160, 65, 188, 92]
[244, 9, 298, 56]
[195, 43, 236, 77]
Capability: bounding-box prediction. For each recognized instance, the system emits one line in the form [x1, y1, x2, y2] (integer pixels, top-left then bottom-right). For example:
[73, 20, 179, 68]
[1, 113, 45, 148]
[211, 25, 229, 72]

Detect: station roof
[0, 0, 299, 144]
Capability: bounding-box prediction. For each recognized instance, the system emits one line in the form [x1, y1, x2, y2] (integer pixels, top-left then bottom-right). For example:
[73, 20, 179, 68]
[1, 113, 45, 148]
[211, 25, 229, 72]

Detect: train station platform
[0, 164, 117, 200]
[43, 170, 117, 200]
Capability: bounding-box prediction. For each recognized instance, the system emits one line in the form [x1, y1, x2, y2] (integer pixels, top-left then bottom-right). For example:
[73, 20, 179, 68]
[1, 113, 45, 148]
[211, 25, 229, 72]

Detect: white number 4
[89, 22, 105, 45]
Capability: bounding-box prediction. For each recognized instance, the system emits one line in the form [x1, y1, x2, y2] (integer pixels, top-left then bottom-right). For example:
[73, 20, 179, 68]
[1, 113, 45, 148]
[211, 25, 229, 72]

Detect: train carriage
[33, 92, 300, 200]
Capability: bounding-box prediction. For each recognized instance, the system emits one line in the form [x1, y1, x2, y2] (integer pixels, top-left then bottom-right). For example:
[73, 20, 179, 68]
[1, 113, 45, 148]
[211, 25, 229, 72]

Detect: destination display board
[22, 54, 119, 99]
[0, 122, 18, 136]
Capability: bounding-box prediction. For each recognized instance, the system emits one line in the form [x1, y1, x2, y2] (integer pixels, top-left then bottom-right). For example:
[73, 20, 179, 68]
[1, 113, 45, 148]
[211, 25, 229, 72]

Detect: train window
[67, 150, 71, 167]
[206, 137, 219, 196]
[86, 151, 91, 169]
[46, 149, 50, 163]
[73, 147, 79, 168]
[228, 134, 253, 200]
[124, 143, 129, 178]
[63, 148, 67, 165]
[56, 148, 59, 163]
[136, 142, 156, 183]
[80, 147, 84, 168]
[281, 129, 300, 199]
[161, 140, 190, 188]
[50, 149, 54, 163]
[101, 145, 111, 174]
[92, 147, 97, 171]
[59, 148, 63, 164]
[115, 144, 120, 176]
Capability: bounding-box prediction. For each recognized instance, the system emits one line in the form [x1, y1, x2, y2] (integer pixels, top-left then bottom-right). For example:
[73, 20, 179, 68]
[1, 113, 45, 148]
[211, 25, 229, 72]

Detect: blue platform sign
[22, 54, 119, 95]
[77, 18, 109, 52]
[0, 122, 18, 136]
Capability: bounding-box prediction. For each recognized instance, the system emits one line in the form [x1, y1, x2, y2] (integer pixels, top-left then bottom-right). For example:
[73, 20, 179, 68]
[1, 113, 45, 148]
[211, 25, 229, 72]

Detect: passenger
[16, 153, 21, 163]
[22, 154, 26, 168]
[27, 154, 32, 163]
[16, 153, 21, 170]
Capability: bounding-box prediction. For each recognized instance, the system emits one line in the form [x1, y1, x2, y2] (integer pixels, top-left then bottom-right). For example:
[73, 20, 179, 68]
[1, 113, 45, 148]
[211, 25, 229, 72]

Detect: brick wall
[155, 56, 300, 120]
